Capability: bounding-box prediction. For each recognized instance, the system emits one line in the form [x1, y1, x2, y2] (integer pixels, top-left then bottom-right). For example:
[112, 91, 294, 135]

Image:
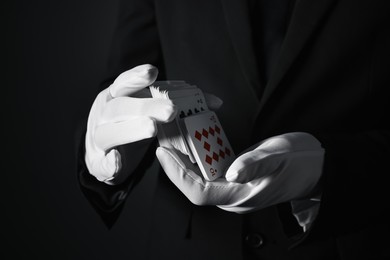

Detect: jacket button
[244, 233, 265, 249]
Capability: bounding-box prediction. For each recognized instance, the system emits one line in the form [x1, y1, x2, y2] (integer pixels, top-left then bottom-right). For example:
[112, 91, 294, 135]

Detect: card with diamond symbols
[181, 111, 236, 181]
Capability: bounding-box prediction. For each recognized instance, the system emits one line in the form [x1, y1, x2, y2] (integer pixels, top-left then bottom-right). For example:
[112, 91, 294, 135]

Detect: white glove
[85, 64, 177, 184]
[156, 132, 324, 213]
[85, 64, 223, 185]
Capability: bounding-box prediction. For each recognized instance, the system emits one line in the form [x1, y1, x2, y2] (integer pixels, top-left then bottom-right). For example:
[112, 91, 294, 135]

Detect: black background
[4, 1, 156, 258]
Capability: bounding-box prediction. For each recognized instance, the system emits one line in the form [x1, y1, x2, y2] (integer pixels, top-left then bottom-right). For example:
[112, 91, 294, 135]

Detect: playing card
[181, 111, 235, 181]
[172, 91, 208, 119]
[150, 82, 208, 117]
[150, 81, 235, 180]
[150, 84, 209, 163]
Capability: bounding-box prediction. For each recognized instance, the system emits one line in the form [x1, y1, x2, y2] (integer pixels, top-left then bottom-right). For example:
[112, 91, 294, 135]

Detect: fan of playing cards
[150, 81, 236, 181]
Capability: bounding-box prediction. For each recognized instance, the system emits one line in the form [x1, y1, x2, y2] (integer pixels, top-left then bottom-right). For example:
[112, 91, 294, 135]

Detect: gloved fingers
[217, 205, 259, 214]
[156, 147, 205, 205]
[95, 149, 122, 182]
[204, 92, 223, 110]
[94, 116, 157, 151]
[85, 148, 122, 183]
[101, 97, 177, 124]
[156, 147, 243, 206]
[256, 132, 323, 154]
[109, 64, 158, 98]
[225, 149, 282, 183]
[226, 132, 324, 184]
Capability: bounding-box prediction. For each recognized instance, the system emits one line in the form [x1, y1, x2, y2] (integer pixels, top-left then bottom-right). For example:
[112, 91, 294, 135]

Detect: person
[77, 0, 390, 259]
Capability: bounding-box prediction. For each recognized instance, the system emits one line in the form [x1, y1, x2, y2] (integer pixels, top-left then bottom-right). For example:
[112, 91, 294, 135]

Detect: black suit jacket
[77, 0, 390, 259]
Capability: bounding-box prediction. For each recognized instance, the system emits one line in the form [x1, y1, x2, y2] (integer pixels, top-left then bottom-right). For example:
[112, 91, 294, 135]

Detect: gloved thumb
[225, 149, 281, 183]
[204, 92, 223, 110]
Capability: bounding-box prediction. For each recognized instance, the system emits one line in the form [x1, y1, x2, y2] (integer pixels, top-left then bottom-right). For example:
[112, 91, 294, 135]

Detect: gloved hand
[156, 132, 324, 213]
[85, 64, 223, 185]
[85, 64, 177, 184]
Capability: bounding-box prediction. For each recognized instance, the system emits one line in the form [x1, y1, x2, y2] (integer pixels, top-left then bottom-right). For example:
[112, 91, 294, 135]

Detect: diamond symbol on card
[202, 129, 209, 138]
[215, 125, 221, 134]
[225, 147, 231, 156]
[217, 137, 223, 146]
[209, 127, 215, 136]
[195, 131, 202, 141]
[213, 152, 219, 162]
[219, 150, 225, 159]
[203, 142, 210, 151]
[205, 155, 212, 165]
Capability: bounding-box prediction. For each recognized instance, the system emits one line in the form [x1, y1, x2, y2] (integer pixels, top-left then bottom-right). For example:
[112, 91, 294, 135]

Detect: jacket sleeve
[100, 0, 166, 89]
[304, 24, 390, 243]
[77, 127, 157, 227]
[314, 130, 390, 234]
[76, 0, 164, 228]
[285, 18, 390, 249]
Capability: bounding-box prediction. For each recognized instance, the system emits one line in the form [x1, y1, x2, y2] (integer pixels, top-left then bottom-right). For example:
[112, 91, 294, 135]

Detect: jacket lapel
[257, 0, 337, 111]
[220, 0, 263, 100]
[220, 0, 337, 112]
